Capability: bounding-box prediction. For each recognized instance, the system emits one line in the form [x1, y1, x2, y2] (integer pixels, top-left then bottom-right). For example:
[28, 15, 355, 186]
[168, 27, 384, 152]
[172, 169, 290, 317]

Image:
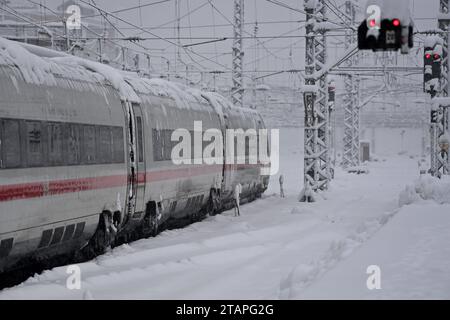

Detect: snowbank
[399, 176, 450, 206]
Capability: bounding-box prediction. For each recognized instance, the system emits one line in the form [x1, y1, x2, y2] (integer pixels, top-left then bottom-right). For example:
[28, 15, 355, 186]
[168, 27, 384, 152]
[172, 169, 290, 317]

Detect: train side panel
[0, 65, 128, 271]
[136, 92, 223, 224]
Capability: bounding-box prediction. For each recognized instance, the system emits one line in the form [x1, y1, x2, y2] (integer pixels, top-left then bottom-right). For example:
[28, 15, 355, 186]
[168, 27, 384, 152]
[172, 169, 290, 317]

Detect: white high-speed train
[0, 38, 270, 274]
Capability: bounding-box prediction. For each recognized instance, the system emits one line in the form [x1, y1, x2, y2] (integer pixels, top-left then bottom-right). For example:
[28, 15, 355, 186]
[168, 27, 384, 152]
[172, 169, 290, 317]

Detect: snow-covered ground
[1, 128, 448, 300]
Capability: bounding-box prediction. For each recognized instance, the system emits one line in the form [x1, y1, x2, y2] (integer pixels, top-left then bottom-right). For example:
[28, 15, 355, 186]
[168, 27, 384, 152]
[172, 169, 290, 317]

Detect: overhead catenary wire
[78, 0, 229, 71]
[4, 0, 424, 99]
[21, 0, 172, 72]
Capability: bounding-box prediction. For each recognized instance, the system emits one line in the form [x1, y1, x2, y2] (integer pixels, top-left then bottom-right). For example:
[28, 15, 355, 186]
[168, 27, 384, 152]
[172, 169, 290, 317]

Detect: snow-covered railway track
[0, 147, 420, 299]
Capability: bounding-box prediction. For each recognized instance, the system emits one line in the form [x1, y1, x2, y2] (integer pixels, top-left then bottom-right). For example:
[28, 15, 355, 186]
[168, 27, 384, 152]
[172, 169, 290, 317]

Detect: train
[0, 37, 270, 275]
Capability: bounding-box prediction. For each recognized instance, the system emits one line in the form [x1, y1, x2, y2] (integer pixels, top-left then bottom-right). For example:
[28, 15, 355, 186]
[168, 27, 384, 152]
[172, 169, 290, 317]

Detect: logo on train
[170, 122, 279, 176]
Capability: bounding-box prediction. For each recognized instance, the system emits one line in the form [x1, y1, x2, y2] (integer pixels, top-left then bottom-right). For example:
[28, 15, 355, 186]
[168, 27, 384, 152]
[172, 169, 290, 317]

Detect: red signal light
[425, 53, 431, 59]
[434, 54, 440, 60]
[369, 19, 376, 28]
[392, 19, 400, 27]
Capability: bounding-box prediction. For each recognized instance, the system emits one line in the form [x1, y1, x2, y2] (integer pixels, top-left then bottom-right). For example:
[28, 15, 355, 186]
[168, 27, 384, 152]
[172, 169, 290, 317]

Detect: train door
[222, 114, 234, 194]
[133, 104, 146, 215]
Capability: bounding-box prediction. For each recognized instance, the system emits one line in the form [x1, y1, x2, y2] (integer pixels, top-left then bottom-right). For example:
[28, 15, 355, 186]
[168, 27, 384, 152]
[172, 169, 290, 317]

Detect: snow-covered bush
[399, 176, 450, 206]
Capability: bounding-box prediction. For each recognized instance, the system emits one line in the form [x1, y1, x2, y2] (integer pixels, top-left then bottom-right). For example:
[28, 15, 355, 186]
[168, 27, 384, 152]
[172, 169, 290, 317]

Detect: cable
[78, 0, 231, 72]
[265, 0, 351, 29]
[134, 0, 210, 37]
[23, 0, 171, 71]
[62, 34, 350, 41]
[115, 20, 307, 31]
[206, 0, 286, 63]
[323, 1, 356, 31]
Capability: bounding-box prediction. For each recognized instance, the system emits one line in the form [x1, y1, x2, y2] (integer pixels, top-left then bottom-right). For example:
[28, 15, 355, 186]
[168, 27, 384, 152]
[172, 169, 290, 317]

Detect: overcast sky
[31, 0, 439, 86]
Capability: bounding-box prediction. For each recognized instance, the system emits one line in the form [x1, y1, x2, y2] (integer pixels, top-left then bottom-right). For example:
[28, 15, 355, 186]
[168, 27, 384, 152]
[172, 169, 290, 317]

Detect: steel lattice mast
[352, 75, 361, 167]
[232, 0, 244, 108]
[342, 0, 359, 169]
[300, 0, 329, 201]
[436, 0, 450, 175]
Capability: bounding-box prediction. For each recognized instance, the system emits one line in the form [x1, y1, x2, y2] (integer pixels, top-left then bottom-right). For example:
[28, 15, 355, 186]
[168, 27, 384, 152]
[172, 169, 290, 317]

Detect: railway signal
[432, 44, 443, 80]
[424, 37, 443, 95]
[358, 1, 414, 54]
[358, 18, 413, 54]
[424, 47, 433, 92]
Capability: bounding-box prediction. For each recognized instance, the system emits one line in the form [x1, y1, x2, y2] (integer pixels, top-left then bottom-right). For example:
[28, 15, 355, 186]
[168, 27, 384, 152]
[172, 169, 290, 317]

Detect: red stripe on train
[0, 164, 264, 202]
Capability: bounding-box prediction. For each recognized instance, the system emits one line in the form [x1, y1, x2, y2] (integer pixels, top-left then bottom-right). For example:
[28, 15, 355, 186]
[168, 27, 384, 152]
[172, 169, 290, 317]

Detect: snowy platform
[0, 128, 447, 300]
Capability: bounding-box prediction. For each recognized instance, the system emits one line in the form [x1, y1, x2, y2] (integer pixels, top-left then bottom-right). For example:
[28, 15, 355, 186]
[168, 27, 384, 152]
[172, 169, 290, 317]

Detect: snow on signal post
[358, 0, 414, 54]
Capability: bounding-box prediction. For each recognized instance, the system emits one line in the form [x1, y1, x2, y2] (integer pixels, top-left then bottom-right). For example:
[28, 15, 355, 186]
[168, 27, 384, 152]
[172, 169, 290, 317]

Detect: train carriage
[0, 50, 128, 272]
[0, 37, 270, 275]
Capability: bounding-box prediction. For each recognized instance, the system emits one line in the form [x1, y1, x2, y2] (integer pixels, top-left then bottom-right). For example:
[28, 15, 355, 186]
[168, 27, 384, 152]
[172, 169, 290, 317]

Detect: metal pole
[438, 0, 450, 175]
[352, 75, 361, 166]
[232, 0, 244, 107]
[342, 0, 358, 169]
[300, 0, 329, 202]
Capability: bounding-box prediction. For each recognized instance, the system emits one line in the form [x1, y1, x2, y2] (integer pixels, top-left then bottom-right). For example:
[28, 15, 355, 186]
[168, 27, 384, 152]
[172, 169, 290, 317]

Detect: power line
[134, 0, 210, 37]
[78, 0, 231, 72]
[206, 0, 286, 65]
[21, 0, 171, 69]
[265, 0, 351, 29]
[115, 19, 307, 31]
[64, 34, 349, 41]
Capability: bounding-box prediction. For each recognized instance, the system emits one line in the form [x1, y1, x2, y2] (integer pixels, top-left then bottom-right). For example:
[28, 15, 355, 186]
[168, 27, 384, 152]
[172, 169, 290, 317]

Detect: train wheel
[149, 217, 159, 237]
[139, 201, 159, 238]
[208, 189, 221, 216]
[83, 212, 115, 259]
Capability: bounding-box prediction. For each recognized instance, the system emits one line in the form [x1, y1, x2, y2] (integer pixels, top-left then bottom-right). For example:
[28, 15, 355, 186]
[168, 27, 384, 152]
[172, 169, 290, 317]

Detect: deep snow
[0, 128, 448, 300]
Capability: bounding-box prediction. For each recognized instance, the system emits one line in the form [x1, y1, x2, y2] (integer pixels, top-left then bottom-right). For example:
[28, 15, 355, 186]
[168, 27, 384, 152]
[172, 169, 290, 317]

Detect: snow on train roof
[0, 36, 140, 103]
[0, 37, 57, 86]
[201, 91, 259, 119]
[0, 36, 254, 114]
[123, 76, 209, 111]
[51, 56, 140, 103]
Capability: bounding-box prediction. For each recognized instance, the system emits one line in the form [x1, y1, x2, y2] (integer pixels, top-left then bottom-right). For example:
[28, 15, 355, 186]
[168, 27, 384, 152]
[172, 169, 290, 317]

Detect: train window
[1, 120, 128, 168]
[164, 129, 172, 161]
[153, 129, 163, 161]
[82, 125, 96, 164]
[66, 124, 81, 165]
[112, 127, 125, 163]
[190, 130, 196, 160]
[136, 117, 144, 163]
[48, 123, 64, 166]
[97, 126, 112, 164]
[26, 121, 43, 167]
[1, 119, 21, 168]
